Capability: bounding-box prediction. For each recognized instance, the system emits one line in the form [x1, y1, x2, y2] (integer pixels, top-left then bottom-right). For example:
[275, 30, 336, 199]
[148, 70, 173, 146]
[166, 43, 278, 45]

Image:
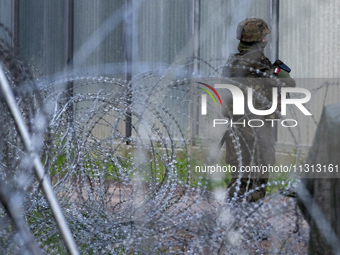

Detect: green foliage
[50, 154, 67, 175]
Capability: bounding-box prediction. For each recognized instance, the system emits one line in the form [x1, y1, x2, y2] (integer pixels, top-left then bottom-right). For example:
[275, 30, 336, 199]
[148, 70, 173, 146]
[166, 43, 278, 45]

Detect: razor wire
[1, 24, 339, 254]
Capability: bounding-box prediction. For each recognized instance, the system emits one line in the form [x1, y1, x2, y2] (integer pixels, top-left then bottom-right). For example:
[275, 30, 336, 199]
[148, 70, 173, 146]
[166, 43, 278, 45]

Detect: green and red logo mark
[196, 82, 222, 115]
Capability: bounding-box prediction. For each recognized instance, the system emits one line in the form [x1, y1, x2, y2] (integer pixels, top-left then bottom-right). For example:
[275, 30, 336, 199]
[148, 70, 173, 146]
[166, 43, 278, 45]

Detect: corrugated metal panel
[0, 0, 14, 45]
[73, 1, 125, 140]
[132, 0, 192, 140]
[199, 0, 268, 75]
[278, 0, 340, 149]
[19, 0, 66, 75]
[11, 0, 340, 148]
[136, 0, 191, 69]
[73, 0, 125, 72]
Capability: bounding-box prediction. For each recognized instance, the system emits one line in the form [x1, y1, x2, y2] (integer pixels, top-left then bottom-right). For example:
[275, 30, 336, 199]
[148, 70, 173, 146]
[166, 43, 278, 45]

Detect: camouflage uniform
[222, 18, 296, 202]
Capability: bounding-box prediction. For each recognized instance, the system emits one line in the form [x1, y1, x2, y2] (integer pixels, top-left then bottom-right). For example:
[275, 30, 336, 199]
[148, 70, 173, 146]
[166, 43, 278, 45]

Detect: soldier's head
[236, 18, 271, 43]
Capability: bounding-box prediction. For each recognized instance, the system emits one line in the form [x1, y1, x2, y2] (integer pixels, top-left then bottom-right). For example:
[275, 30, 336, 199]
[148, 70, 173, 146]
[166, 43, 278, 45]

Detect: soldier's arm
[222, 54, 235, 77]
[277, 69, 296, 87]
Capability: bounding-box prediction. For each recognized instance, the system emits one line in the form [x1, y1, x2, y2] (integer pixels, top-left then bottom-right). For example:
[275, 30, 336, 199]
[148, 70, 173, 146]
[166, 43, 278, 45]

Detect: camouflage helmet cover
[236, 18, 271, 42]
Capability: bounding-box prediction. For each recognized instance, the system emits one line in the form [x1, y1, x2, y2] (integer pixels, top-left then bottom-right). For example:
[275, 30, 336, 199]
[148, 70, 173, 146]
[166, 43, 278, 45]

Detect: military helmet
[236, 18, 271, 42]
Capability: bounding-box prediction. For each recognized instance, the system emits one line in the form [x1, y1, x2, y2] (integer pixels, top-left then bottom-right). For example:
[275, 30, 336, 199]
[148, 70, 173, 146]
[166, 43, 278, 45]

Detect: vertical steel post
[13, 0, 19, 53]
[190, 0, 200, 145]
[65, 0, 74, 125]
[267, 0, 279, 142]
[124, 0, 133, 139]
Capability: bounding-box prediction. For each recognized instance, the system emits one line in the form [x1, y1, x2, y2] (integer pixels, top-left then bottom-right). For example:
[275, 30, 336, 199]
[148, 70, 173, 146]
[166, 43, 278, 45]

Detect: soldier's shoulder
[227, 53, 253, 67]
[246, 51, 271, 65]
[223, 53, 250, 77]
[234, 51, 268, 66]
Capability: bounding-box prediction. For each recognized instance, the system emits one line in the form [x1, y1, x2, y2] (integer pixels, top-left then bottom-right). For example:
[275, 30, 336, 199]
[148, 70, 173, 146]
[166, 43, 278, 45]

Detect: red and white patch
[274, 68, 280, 74]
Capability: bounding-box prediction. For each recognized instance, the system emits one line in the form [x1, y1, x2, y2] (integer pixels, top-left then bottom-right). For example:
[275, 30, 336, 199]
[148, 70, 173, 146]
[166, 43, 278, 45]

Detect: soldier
[221, 18, 296, 202]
